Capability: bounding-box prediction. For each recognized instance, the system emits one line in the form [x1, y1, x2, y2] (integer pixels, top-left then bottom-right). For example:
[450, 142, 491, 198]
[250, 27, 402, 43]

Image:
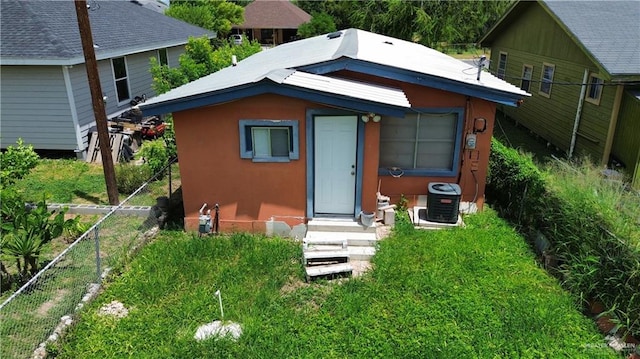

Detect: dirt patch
[36, 289, 69, 317]
[280, 276, 309, 296]
[350, 260, 372, 277]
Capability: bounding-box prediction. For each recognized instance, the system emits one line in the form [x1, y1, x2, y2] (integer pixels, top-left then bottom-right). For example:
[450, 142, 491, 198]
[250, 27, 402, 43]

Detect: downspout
[569, 68, 589, 158]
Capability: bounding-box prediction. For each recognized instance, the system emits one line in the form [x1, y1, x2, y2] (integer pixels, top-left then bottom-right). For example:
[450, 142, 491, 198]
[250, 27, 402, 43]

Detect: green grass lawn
[56, 210, 616, 358]
[12, 159, 180, 206]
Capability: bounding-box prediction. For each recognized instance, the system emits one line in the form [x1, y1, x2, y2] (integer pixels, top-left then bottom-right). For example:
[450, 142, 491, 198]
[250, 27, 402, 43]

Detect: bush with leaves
[115, 163, 154, 195]
[0, 188, 73, 284]
[161, 115, 178, 160]
[0, 138, 40, 187]
[138, 139, 169, 178]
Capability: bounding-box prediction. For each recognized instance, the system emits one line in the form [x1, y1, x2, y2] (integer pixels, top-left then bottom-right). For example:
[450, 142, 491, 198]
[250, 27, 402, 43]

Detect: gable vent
[327, 31, 342, 39]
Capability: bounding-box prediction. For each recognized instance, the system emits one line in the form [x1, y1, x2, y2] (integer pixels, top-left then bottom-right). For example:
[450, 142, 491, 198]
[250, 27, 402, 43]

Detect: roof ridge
[22, 1, 75, 58]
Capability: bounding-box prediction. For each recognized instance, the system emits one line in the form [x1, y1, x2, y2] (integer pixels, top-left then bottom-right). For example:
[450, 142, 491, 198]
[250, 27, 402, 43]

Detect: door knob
[351, 171, 355, 175]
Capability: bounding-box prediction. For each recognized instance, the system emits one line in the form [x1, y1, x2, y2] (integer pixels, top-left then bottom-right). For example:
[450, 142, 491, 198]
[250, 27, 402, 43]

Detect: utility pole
[74, 0, 119, 205]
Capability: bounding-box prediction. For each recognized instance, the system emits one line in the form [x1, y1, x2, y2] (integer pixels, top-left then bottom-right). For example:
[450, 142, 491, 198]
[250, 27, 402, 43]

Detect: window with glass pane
[158, 48, 168, 66]
[112, 57, 130, 103]
[380, 113, 457, 172]
[251, 127, 290, 158]
[520, 65, 533, 92]
[239, 120, 299, 162]
[539, 63, 554, 96]
[587, 75, 603, 104]
[497, 52, 508, 80]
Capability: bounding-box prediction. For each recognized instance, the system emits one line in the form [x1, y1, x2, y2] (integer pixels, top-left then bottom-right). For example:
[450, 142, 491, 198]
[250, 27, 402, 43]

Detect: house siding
[167, 45, 184, 68]
[65, 49, 176, 153]
[490, 3, 613, 160]
[0, 65, 77, 150]
[174, 84, 496, 232]
[612, 92, 640, 188]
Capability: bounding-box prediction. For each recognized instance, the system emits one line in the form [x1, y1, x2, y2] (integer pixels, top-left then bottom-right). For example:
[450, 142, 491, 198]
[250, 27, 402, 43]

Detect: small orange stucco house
[140, 29, 528, 234]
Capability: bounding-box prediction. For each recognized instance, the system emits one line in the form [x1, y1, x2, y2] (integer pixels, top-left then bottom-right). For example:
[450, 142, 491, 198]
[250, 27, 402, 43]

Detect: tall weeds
[487, 138, 640, 339]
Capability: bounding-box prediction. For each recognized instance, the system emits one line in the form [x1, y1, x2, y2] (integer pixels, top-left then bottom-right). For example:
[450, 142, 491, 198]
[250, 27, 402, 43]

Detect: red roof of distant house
[238, 0, 311, 29]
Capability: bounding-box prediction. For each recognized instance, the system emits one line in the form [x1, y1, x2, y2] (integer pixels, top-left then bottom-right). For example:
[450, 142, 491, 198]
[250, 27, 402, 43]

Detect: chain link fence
[0, 162, 179, 359]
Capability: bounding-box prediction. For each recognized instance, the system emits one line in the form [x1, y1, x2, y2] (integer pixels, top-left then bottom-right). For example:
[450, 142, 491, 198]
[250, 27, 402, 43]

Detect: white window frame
[111, 57, 131, 105]
[239, 120, 299, 162]
[520, 64, 533, 92]
[585, 74, 604, 105]
[378, 109, 464, 177]
[497, 52, 508, 80]
[539, 63, 555, 97]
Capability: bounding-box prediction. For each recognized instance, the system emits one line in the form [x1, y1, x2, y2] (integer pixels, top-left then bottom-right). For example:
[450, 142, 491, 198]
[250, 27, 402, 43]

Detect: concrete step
[305, 263, 353, 281]
[303, 249, 350, 265]
[348, 246, 376, 261]
[305, 231, 378, 247]
[303, 235, 348, 247]
[307, 219, 377, 234]
[303, 244, 346, 252]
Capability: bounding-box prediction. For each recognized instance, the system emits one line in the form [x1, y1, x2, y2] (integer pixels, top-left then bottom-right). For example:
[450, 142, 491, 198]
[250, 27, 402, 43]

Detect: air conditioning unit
[427, 182, 461, 224]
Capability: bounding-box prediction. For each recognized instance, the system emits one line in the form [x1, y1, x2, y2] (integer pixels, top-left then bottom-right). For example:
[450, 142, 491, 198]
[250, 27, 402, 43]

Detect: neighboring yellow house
[480, 0, 640, 188]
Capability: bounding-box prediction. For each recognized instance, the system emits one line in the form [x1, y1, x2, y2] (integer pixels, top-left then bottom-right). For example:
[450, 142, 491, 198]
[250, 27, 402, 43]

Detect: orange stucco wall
[174, 95, 318, 232]
[174, 84, 496, 233]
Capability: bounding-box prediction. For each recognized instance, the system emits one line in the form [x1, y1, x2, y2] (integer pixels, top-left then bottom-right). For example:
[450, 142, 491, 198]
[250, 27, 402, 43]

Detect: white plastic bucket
[359, 211, 375, 227]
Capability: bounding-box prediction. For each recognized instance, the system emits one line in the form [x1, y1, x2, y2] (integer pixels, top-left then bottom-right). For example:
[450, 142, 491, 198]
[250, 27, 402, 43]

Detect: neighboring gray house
[0, 0, 213, 158]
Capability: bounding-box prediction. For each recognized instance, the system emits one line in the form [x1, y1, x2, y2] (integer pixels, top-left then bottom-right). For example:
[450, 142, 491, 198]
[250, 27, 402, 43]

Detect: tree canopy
[165, 0, 244, 37]
[297, 12, 337, 39]
[295, 0, 512, 47]
[150, 36, 261, 95]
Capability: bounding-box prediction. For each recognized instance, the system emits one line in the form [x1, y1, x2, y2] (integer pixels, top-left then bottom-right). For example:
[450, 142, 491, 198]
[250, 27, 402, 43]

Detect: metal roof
[140, 29, 529, 115]
[269, 69, 410, 108]
[0, 0, 214, 66]
[236, 0, 311, 29]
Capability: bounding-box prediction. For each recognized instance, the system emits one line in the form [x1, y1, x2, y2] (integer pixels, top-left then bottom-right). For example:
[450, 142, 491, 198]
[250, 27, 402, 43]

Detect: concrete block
[383, 208, 395, 226]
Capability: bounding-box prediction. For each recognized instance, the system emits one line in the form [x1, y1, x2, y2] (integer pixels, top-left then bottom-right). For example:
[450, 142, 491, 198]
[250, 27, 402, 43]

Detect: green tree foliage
[0, 139, 40, 187]
[297, 12, 337, 38]
[150, 36, 261, 94]
[295, 0, 511, 46]
[165, 0, 244, 37]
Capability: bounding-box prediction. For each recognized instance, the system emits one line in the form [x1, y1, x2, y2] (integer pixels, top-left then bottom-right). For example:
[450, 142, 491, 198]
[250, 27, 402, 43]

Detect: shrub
[115, 163, 154, 194]
[137, 139, 169, 178]
[0, 138, 40, 187]
[0, 189, 71, 283]
[486, 137, 640, 339]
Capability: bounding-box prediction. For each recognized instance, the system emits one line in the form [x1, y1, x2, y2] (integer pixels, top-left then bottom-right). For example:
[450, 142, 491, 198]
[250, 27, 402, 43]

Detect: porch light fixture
[361, 112, 381, 123]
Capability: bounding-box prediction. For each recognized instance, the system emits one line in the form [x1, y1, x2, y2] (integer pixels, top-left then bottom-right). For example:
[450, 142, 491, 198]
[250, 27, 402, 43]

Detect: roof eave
[478, 1, 525, 46]
[140, 81, 409, 118]
[300, 58, 529, 108]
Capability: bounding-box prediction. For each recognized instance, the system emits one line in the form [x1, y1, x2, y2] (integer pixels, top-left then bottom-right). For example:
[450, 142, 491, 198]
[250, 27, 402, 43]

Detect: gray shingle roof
[0, 0, 214, 65]
[542, 0, 640, 76]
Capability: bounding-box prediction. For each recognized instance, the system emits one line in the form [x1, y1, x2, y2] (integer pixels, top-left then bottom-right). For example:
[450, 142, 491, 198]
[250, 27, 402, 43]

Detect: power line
[469, 66, 640, 86]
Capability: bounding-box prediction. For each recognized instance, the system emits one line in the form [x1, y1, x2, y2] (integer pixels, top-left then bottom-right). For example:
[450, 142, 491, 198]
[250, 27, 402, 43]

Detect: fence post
[168, 161, 172, 198]
[94, 225, 101, 282]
